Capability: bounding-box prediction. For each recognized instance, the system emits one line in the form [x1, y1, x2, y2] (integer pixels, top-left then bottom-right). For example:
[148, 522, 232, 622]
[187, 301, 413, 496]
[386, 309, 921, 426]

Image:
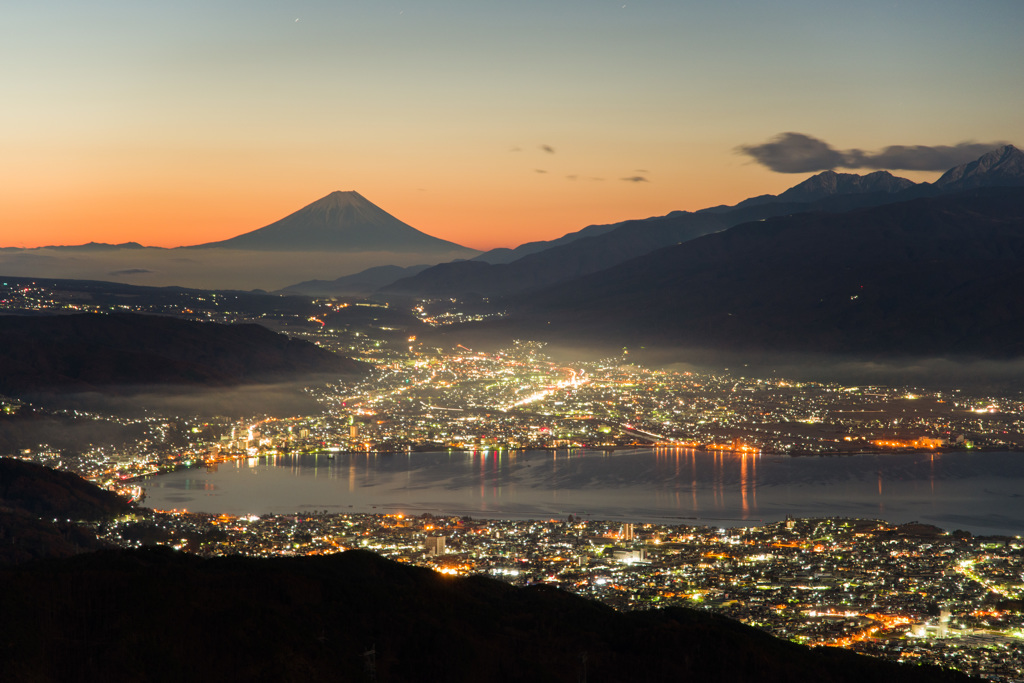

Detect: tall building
[619, 523, 634, 541]
[424, 536, 446, 555]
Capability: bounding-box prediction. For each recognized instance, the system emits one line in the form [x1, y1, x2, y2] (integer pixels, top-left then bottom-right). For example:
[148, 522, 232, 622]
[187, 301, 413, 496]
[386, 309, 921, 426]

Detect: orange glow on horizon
[0, 162, 851, 251]
[1, 2, 1013, 258]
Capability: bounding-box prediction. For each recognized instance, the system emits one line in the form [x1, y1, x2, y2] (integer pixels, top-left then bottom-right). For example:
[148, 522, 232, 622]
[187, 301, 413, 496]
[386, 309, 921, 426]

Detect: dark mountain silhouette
[273, 207, 626, 295]
[188, 190, 479, 255]
[380, 170, 925, 298]
[0, 313, 362, 395]
[0, 242, 147, 252]
[382, 211, 732, 297]
[376, 146, 1020, 299]
[0, 544, 970, 683]
[774, 169, 918, 203]
[471, 220, 620, 264]
[278, 263, 434, 297]
[512, 187, 1024, 357]
[934, 144, 1024, 191]
[50, 241, 147, 251]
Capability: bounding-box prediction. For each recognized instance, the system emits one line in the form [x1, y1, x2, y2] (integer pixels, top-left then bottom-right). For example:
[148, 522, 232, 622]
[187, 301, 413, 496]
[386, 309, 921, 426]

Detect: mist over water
[0, 247, 466, 291]
[141, 448, 1024, 536]
[471, 340, 1024, 394]
[627, 346, 1024, 393]
[26, 381, 326, 418]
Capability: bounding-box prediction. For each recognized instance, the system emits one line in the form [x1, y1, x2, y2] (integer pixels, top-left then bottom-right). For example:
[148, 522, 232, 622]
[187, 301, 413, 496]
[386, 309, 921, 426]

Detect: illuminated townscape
[9, 336, 1024, 502]
[4, 279, 1024, 679]
[85, 508, 1024, 680]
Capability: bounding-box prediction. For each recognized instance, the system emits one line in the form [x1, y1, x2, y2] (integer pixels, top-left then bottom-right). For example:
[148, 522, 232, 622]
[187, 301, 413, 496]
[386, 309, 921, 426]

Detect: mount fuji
[189, 191, 477, 255]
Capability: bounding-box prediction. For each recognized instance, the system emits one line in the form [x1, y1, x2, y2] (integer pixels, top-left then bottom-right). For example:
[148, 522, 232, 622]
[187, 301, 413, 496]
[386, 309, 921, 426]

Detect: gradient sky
[3, 0, 1022, 250]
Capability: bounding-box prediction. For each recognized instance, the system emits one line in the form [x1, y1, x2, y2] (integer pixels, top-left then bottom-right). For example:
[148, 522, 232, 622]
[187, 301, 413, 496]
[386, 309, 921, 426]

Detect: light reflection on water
[141, 448, 1024, 536]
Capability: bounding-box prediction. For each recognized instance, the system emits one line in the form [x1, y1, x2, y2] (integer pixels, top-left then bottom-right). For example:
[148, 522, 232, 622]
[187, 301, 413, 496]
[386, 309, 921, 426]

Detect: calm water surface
[141, 449, 1024, 536]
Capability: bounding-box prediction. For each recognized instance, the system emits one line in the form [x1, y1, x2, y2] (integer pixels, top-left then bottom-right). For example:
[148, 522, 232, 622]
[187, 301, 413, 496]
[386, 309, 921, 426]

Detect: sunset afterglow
[2, 1, 1021, 250]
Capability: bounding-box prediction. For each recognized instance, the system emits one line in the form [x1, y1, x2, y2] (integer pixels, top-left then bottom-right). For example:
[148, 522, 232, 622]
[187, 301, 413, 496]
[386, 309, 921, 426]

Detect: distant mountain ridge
[510, 187, 1024, 358]
[377, 170, 921, 298]
[188, 190, 479, 255]
[373, 145, 1022, 299]
[775, 170, 917, 203]
[381, 210, 732, 297]
[278, 263, 434, 297]
[935, 145, 1024, 190]
[471, 221, 621, 264]
[0, 241, 146, 252]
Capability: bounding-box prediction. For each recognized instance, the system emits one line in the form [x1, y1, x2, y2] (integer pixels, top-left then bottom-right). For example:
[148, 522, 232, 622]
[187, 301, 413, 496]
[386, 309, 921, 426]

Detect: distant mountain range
[934, 144, 1024, 190]
[2, 145, 1020, 323]
[471, 220, 621, 264]
[380, 211, 732, 298]
[280, 263, 435, 297]
[357, 146, 1022, 299]
[510, 186, 1024, 358]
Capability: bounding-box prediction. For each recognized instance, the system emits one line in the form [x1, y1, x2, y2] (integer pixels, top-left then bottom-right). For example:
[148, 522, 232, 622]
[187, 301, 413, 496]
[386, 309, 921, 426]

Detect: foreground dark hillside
[515, 188, 1024, 358]
[0, 312, 361, 395]
[0, 457, 131, 521]
[0, 458, 130, 564]
[0, 547, 970, 683]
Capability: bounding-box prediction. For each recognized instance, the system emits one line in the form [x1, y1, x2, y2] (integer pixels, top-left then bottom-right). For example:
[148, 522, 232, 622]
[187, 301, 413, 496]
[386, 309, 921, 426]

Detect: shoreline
[126, 442, 1022, 486]
[131, 447, 1024, 537]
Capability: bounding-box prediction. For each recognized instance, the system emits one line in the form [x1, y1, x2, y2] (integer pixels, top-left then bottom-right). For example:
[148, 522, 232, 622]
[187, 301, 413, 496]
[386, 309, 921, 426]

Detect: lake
[140, 448, 1024, 536]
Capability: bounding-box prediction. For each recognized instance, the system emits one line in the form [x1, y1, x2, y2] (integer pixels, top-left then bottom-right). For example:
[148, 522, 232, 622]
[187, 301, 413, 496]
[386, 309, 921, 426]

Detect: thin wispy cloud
[737, 132, 1010, 173]
[621, 176, 648, 182]
[540, 144, 556, 154]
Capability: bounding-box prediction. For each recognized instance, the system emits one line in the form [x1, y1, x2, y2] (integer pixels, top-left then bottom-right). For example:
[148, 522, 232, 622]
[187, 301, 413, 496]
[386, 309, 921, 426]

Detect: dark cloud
[846, 142, 1010, 171]
[534, 169, 547, 174]
[736, 132, 845, 173]
[109, 268, 152, 275]
[738, 132, 1010, 173]
[540, 144, 555, 154]
[621, 176, 648, 182]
